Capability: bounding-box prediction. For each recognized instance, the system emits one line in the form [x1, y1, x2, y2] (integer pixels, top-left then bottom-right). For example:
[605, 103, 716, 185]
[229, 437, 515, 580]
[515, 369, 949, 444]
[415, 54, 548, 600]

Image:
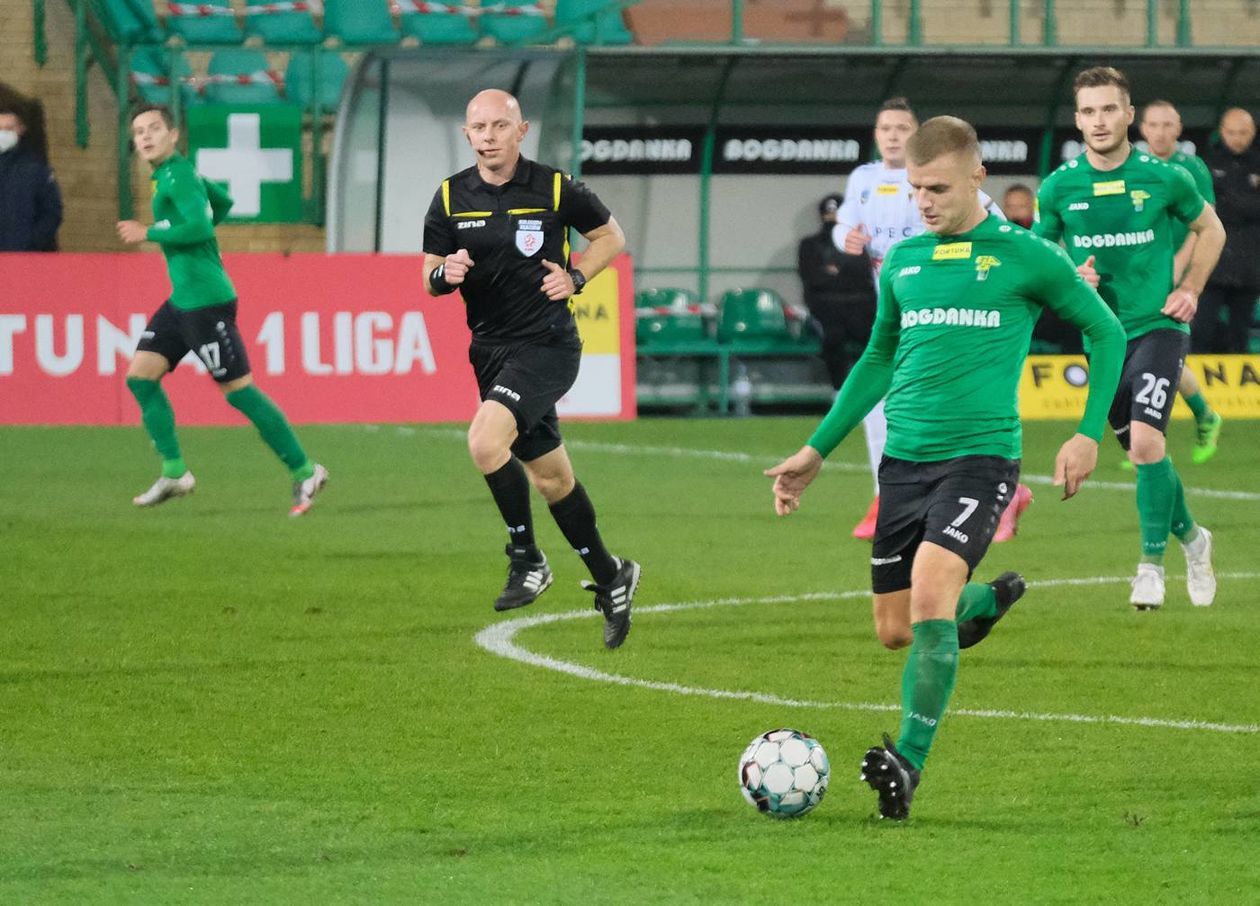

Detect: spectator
[0, 93, 63, 252]
[797, 192, 876, 389]
[1002, 183, 1035, 229]
[1196, 108, 1260, 353]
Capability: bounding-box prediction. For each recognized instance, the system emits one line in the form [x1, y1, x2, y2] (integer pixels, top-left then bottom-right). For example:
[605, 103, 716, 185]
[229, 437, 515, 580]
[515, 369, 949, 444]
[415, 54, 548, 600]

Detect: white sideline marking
[474, 573, 1260, 736]
[403, 427, 1260, 502]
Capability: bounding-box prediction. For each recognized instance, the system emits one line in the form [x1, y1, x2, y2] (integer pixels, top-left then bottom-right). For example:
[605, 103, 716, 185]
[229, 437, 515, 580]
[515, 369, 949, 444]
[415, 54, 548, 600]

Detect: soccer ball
[738, 728, 830, 818]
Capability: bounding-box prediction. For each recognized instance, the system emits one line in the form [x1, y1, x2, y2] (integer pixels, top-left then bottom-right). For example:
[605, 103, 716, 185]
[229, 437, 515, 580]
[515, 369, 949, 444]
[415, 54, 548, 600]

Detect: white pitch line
[405, 426, 1260, 502]
[473, 573, 1260, 736]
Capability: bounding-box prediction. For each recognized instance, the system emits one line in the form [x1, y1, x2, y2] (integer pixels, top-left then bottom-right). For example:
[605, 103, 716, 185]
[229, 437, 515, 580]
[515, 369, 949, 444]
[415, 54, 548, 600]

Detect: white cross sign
[195, 113, 293, 217]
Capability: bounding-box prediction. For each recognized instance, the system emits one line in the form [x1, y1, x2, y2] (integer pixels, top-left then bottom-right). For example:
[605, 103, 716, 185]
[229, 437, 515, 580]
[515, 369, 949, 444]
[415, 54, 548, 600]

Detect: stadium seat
[716, 288, 793, 344]
[479, 4, 549, 44]
[129, 47, 199, 107]
[165, 0, 243, 45]
[636, 289, 716, 352]
[285, 52, 350, 111]
[323, 0, 401, 44]
[555, 0, 634, 45]
[100, 0, 165, 43]
[204, 51, 283, 105]
[396, 2, 479, 45]
[245, 2, 324, 45]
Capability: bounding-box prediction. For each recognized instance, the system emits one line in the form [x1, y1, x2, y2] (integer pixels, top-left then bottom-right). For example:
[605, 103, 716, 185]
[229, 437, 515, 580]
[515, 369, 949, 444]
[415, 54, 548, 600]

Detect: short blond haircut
[906, 116, 980, 167]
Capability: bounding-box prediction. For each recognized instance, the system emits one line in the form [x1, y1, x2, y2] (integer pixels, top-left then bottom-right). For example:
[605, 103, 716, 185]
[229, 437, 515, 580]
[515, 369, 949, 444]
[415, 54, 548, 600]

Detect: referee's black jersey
[423, 157, 612, 344]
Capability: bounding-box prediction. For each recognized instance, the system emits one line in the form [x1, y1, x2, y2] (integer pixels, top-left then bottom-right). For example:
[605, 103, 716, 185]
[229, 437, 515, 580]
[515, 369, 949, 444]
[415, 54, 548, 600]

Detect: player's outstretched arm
[1053, 433, 1099, 500]
[764, 446, 824, 516]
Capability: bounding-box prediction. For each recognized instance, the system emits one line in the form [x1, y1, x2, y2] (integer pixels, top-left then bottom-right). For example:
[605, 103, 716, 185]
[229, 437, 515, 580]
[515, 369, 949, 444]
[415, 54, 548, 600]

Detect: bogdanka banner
[0, 253, 635, 425]
[1021, 355, 1260, 420]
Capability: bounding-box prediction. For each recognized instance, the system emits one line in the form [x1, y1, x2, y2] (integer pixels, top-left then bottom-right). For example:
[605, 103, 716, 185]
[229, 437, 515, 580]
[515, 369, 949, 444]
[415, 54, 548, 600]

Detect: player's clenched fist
[444, 248, 474, 285]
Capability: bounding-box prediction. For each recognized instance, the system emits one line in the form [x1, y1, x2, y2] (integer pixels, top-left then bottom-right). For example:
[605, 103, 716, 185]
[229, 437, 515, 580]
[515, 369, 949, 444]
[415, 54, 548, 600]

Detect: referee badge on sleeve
[515, 219, 544, 256]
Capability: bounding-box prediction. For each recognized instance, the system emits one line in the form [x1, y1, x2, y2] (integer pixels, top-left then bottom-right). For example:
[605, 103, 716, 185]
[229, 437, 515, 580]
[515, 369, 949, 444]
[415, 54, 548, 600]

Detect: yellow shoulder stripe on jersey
[441, 179, 451, 216]
[507, 208, 546, 215]
[1093, 180, 1126, 196]
[932, 242, 973, 261]
[553, 172, 562, 211]
[453, 211, 493, 217]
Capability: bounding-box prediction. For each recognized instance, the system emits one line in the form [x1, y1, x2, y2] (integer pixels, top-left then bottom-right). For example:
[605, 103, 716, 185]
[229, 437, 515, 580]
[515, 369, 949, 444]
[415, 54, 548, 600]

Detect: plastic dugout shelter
[328, 43, 1259, 304]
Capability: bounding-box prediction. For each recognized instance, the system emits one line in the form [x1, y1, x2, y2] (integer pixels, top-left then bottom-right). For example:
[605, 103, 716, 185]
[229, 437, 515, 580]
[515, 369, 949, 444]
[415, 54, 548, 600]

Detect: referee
[422, 89, 640, 649]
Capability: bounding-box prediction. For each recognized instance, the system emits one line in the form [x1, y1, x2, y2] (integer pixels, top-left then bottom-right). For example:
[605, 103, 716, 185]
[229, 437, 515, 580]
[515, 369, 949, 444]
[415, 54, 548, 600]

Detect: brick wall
[0, 1, 327, 252]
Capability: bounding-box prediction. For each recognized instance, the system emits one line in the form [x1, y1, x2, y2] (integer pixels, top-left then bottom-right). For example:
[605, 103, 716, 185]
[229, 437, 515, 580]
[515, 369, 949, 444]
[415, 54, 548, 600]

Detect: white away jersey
[831, 161, 1004, 281]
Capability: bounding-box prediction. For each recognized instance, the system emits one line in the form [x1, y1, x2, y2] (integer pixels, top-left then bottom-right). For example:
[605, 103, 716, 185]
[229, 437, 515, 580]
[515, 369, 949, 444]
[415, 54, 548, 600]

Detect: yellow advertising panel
[570, 266, 620, 355]
[1020, 355, 1260, 420]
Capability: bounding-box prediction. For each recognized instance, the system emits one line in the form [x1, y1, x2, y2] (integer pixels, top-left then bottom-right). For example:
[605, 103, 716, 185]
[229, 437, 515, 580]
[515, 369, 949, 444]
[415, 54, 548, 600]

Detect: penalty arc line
[473, 573, 1260, 736]
[403, 427, 1260, 503]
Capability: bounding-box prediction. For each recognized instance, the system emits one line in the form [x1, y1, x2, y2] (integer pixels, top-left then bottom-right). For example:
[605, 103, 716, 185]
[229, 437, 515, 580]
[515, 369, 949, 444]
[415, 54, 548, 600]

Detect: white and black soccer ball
[737, 728, 830, 818]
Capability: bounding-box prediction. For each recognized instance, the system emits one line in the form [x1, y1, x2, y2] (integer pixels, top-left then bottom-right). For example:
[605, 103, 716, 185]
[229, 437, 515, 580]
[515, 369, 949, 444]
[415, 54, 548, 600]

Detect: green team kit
[128, 152, 322, 512]
[1165, 149, 1216, 251]
[802, 212, 1125, 816]
[1034, 146, 1215, 606]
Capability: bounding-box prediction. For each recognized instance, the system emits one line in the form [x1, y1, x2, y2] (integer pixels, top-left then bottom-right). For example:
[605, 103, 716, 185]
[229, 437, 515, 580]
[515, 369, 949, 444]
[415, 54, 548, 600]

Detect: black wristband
[568, 268, 587, 295]
[429, 264, 454, 294]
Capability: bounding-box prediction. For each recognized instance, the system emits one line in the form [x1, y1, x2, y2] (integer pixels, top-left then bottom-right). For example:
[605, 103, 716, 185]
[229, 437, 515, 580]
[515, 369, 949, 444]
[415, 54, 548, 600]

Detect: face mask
[0, 130, 19, 153]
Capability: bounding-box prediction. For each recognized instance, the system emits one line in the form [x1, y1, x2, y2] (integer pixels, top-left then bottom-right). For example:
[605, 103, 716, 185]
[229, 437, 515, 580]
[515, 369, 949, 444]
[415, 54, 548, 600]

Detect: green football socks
[954, 583, 998, 623]
[1184, 391, 1209, 423]
[1135, 457, 1178, 564]
[126, 377, 186, 478]
[226, 384, 314, 480]
[896, 619, 959, 772]
[1169, 465, 1197, 543]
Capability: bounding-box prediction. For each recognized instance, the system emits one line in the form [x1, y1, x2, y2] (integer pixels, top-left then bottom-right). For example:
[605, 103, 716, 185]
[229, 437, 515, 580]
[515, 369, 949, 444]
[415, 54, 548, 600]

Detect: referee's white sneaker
[133, 471, 196, 507]
[1130, 563, 1165, 611]
[1182, 526, 1216, 607]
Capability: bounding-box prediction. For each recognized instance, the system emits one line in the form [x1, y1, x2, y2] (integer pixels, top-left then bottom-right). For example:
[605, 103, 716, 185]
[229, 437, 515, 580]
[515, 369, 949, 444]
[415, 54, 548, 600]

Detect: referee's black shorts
[469, 335, 582, 462]
[871, 454, 1020, 594]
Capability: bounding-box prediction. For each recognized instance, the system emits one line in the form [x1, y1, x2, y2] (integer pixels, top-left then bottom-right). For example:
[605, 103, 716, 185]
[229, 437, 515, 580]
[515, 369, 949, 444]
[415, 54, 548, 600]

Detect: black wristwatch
[568, 269, 587, 295]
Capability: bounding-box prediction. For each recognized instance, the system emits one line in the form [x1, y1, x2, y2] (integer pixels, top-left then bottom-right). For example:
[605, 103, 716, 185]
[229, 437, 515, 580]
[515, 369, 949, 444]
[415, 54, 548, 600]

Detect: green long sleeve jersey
[1165, 149, 1215, 251]
[146, 154, 236, 310]
[1034, 148, 1206, 340]
[807, 214, 1126, 463]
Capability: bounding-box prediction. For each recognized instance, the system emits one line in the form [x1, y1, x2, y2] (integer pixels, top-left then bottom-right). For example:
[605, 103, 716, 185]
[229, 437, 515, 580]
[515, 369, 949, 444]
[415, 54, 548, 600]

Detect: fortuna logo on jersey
[1130, 190, 1150, 212]
[1093, 180, 1126, 196]
[515, 219, 543, 256]
[974, 255, 1001, 281]
[932, 242, 972, 261]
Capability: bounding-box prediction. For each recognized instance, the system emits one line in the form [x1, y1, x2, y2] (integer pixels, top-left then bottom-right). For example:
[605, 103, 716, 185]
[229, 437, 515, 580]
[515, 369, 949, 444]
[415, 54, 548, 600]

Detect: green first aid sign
[187, 105, 303, 223]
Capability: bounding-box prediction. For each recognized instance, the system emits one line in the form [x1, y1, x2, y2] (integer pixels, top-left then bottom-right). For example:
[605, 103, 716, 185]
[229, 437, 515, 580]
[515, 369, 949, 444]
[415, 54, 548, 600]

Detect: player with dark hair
[422, 89, 640, 649]
[1035, 67, 1226, 610]
[118, 104, 328, 515]
[767, 115, 1125, 819]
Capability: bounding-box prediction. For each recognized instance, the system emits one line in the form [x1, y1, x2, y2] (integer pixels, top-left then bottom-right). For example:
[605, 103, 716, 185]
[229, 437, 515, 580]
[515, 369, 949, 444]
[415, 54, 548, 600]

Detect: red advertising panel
[0, 253, 635, 425]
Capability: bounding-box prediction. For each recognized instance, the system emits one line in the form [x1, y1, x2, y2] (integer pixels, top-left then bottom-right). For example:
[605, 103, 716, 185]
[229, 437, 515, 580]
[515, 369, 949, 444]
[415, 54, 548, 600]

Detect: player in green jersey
[1034, 67, 1226, 610]
[766, 117, 1125, 820]
[117, 105, 328, 516]
[1137, 100, 1223, 464]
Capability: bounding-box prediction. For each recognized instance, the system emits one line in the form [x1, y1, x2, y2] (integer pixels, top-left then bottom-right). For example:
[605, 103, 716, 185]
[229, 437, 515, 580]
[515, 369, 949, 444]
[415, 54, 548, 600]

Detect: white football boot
[290, 463, 329, 517]
[1130, 563, 1165, 611]
[1182, 527, 1216, 607]
[133, 471, 196, 507]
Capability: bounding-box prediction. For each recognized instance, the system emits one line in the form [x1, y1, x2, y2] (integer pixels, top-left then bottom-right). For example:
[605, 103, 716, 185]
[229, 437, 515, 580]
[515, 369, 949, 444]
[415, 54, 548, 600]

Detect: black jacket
[0, 146, 63, 252]
[1205, 143, 1260, 290]
[797, 228, 875, 313]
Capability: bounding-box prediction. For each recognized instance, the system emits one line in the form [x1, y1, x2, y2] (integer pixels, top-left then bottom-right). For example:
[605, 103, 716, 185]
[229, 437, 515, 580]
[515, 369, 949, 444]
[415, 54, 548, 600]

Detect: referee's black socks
[485, 457, 537, 552]
[549, 482, 619, 586]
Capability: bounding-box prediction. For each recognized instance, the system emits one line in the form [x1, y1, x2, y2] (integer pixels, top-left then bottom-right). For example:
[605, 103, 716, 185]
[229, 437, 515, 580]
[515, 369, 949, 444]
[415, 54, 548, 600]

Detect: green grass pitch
[1, 417, 1258, 903]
